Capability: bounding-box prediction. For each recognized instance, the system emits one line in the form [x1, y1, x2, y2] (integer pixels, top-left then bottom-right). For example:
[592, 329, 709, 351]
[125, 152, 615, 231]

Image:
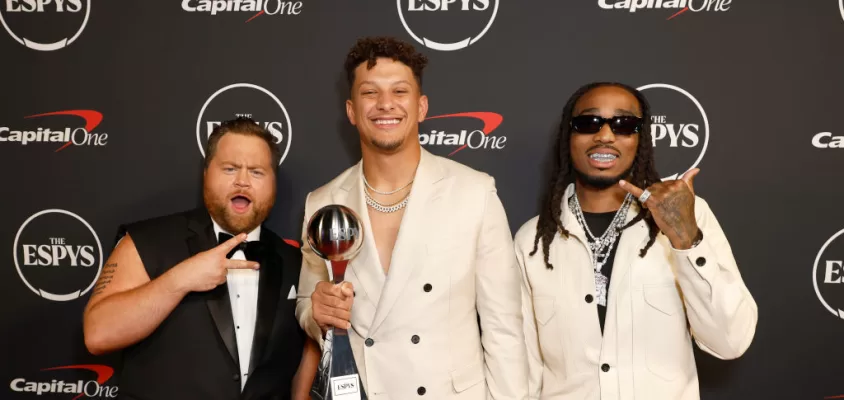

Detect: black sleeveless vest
[114, 208, 305, 400]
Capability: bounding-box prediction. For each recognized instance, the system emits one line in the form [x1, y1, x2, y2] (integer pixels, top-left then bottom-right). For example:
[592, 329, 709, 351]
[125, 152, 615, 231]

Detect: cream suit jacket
[514, 183, 757, 400]
[296, 148, 529, 400]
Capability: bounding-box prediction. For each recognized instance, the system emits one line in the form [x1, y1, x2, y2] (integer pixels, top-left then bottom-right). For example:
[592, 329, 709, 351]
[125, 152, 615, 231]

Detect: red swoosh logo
[24, 110, 103, 152]
[667, 6, 689, 20]
[40, 364, 114, 400]
[246, 10, 264, 22]
[283, 238, 301, 248]
[424, 112, 503, 156]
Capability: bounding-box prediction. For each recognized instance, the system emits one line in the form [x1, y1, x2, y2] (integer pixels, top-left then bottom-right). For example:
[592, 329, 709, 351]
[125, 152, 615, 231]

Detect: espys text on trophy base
[307, 205, 367, 400]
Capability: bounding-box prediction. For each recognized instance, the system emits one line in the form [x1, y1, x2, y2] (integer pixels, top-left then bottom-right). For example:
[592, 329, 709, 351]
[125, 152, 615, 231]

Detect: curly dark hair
[344, 36, 429, 91]
[530, 82, 662, 270]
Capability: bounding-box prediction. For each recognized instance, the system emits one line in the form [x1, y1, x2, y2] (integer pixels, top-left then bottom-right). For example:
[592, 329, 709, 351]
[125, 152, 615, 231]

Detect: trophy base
[310, 328, 368, 400]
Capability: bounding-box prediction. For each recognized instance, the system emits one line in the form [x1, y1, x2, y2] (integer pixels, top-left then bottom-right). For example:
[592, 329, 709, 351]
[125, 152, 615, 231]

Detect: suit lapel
[186, 209, 240, 369]
[248, 230, 282, 376]
[369, 149, 445, 335]
[337, 162, 386, 307]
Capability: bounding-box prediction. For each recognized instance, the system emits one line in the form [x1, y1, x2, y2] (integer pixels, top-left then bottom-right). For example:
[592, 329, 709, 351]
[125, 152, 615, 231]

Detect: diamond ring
[638, 189, 652, 204]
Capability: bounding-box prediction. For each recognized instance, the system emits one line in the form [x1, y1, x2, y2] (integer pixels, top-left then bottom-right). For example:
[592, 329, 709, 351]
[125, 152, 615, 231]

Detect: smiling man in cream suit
[294, 36, 529, 399]
[515, 82, 757, 399]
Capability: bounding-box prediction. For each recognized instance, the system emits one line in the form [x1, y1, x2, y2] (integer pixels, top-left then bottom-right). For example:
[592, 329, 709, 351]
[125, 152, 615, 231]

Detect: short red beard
[203, 188, 272, 235]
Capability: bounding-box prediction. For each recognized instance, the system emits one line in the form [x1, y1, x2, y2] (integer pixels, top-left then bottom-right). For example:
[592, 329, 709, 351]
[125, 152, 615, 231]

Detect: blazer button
[365, 338, 374, 347]
[232, 373, 240, 381]
[417, 386, 426, 395]
[423, 283, 432, 292]
[411, 335, 420, 344]
[585, 294, 594, 303]
[601, 364, 610, 372]
[695, 257, 706, 267]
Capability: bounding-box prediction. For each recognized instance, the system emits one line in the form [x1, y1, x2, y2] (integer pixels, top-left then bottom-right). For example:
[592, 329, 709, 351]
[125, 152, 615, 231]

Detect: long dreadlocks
[529, 82, 662, 270]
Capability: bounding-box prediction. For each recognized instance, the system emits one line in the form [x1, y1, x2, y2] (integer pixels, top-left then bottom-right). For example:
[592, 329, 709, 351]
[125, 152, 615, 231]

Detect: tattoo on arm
[657, 191, 694, 242]
[92, 262, 118, 296]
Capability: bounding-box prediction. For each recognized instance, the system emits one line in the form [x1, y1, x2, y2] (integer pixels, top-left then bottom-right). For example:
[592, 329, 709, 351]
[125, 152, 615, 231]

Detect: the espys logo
[0, 110, 107, 152]
[0, 0, 90, 50]
[811, 132, 843, 149]
[419, 112, 505, 156]
[397, 0, 499, 51]
[598, 0, 732, 20]
[181, 0, 303, 23]
[637, 83, 709, 180]
[813, 229, 844, 320]
[196, 83, 292, 166]
[10, 364, 117, 399]
[13, 209, 103, 302]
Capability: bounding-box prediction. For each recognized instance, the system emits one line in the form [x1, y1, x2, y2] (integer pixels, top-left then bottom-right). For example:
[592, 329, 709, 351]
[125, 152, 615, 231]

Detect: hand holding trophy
[307, 205, 367, 400]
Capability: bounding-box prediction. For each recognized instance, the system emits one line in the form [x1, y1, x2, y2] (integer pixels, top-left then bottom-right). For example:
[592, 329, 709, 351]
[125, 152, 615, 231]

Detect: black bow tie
[218, 232, 264, 261]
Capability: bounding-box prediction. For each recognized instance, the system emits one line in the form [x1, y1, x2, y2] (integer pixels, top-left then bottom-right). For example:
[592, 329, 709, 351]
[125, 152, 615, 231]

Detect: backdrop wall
[2, 1, 843, 398]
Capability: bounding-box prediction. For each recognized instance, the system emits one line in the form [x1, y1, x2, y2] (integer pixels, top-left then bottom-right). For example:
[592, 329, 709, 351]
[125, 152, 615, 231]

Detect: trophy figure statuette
[306, 204, 366, 400]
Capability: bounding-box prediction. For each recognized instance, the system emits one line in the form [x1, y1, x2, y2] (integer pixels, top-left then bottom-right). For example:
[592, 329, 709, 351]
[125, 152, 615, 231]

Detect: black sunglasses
[570, 115, 643, 135]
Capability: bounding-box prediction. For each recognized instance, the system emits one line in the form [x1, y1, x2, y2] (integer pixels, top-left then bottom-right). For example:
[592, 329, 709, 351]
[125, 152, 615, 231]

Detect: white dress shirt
[212, 219, 261, 391]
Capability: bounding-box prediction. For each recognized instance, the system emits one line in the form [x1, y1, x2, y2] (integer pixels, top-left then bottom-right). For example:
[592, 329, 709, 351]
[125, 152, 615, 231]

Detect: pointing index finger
[217, 233, 247, 254]
[618, 179, 645, 199]
[227, 259, 260, 270]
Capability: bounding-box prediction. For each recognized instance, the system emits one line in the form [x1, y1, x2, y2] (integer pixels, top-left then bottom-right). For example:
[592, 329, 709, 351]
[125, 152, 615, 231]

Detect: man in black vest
[82, 117, 319, 400]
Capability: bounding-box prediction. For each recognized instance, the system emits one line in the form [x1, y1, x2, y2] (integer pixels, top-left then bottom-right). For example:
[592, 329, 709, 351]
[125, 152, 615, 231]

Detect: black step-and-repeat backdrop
[2, 1, 843, 398]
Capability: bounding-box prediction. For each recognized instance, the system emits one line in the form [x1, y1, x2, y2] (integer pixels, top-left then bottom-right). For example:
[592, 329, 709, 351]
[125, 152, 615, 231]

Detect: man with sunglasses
[514, 82, 757, 399]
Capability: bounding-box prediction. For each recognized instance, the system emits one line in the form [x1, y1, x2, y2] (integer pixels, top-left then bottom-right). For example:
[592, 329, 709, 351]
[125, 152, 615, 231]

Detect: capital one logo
[196, 83, 292, 166]
[637, 83, 709, 180]
[181, 0, 303, 23]
[813, 228, 844, 320]
[13, 209, 103, 301]
[0, 110, 107, 151]
[419, 112, 505, 156]
[0, 0, 90, 50]
[811, 132, 844, 148]
[397, 0, 499, 51]
[10, 364, 117, 399]
[598, 0, 732, 20]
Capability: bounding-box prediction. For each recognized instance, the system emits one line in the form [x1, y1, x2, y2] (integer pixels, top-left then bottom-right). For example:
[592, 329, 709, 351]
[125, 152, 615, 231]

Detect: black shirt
[582, 211, 621, 335]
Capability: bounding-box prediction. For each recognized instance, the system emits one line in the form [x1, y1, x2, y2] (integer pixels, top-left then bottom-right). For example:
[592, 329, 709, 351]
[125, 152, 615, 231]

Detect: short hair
[204, 117, 280, 168]
[344, 36, 429, 92]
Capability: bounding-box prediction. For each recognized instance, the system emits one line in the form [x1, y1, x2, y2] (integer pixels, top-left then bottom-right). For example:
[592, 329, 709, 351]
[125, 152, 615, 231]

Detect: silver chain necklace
[363, 174, 414, 195]
[364, 187, 410, 213]
[568, 192, 633, 307]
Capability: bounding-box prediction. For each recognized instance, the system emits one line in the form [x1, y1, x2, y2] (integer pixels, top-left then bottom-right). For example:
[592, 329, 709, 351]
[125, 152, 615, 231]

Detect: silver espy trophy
[307, 205, 366, 400]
